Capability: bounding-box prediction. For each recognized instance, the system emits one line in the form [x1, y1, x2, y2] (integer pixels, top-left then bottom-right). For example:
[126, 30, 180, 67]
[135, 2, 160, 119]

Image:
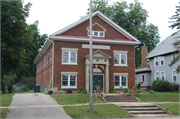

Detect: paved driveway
[7, 93, 71, 119]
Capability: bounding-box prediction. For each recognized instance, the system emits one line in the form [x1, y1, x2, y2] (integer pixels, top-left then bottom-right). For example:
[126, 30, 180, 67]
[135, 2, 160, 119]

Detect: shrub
[147, 85, 153, 90]
[20, 86, 29, 92]
[152, 80, 172, 92]
[66, 90, 72, 93]
[57, 90, 65, 94]
[77, 86, 86, 93]
[1, 74, 16, 93]
[109, 87, 117, 93]
[140, 88, 144, 93]
[123, 88, 128, 93]
[171, 83, 179, 91]
[137, 83, 141, 89]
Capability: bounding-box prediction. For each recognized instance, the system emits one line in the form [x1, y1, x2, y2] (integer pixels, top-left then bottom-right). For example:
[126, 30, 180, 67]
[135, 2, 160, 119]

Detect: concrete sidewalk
[6, 93, 71, 119]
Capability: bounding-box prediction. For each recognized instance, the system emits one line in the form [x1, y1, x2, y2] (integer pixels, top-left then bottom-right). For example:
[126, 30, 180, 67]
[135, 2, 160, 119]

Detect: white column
[85, 64, 90, 93]
[105, 64, 109, 93]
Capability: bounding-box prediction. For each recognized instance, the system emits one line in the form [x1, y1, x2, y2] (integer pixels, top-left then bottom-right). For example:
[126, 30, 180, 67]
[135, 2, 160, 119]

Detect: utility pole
[88, 0, 95, 113]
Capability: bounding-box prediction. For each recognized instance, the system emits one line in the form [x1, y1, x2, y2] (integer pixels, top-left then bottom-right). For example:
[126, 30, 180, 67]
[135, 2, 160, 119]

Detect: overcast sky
[23, 0, 179, 42]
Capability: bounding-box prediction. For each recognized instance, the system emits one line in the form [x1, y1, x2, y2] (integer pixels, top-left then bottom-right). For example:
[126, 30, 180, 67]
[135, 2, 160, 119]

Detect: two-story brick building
[34, 11, 141, 93]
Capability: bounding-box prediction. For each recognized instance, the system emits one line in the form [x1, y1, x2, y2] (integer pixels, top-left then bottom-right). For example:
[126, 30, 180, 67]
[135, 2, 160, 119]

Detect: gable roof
[50, 11, 140, 43]
[84, 50, 112, 59]
[146, 33, 179, 59]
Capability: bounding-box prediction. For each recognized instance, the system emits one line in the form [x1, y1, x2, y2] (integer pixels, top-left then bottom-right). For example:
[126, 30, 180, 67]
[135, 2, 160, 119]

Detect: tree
[169, 2, 180, 73]
[86, 0, 160, 68]
[1, 1, 33, 76]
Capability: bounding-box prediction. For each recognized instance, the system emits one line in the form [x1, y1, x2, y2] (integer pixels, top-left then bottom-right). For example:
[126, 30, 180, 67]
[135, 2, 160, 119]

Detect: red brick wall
[141, 46, 148, 68]
[59, 15, 128, 39]
[53, 41, 135, 91]
[36, 44, 53, 90]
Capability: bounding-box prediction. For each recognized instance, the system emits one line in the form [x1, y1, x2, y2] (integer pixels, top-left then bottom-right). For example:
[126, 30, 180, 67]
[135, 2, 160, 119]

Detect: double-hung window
[154, 57, 159, 66]
[114, 75, 128, 88]
[62, 50, 77, 64]
[161, 72, 165, 80]
[160, 56, 165, 65]
[61, 74, 77, 88]
[172, 70, 177, 82]
[114, 52, 127, 66]
[139, 75, 144, 82]
[155, 72, 159, 80]
[172, 53, 176, 60]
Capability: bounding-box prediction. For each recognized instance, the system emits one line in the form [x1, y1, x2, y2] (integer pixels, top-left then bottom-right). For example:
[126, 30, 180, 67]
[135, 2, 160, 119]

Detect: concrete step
[125, 107, 160, 111]
[134, 114, 172, 117]
[129, 110, 167, 114]
[121, 105, 156, 108]
[106, 100, 135, 102]
[105, 97, 133, 99]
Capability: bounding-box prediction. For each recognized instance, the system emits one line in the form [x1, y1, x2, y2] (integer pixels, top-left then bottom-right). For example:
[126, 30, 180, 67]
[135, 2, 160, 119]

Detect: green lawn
[64, 104, 132, 118]
[157, 103, 180, 115]
[0, 93, 15, 106]
[51, 94, 105, 105]
[136, 91, 179, 102]
[0, 108, 8, 119]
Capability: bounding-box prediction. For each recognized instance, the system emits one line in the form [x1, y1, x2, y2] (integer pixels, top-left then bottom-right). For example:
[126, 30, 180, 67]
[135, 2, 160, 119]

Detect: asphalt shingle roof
[146, 33, 179, 59]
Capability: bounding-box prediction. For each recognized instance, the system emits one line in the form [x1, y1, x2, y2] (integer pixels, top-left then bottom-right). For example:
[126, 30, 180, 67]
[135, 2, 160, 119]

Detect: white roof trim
[86, 22, 107, 32]
[49, 36, 140, 45]
[50, 11, 140, 43]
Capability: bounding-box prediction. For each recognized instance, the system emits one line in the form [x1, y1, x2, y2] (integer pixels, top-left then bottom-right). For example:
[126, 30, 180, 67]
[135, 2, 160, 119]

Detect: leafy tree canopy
[86, 0, 160, 68]
[169, 2, 180, 73]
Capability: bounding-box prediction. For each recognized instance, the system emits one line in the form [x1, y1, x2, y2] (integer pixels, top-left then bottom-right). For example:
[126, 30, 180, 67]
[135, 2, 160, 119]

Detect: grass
[51, 94, 105, 105]
[64, 104, 132, 118]
[157, 103, 180, 115]
[136, 91, 179, 102]
[0, 108, 8, 119]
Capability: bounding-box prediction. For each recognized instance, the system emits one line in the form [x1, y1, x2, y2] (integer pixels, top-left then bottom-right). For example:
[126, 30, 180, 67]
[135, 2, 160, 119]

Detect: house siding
[149, 53, 180, 84]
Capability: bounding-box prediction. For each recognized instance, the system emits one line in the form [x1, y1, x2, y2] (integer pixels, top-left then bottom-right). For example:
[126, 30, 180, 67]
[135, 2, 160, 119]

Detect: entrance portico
[84, 50, 111, 93]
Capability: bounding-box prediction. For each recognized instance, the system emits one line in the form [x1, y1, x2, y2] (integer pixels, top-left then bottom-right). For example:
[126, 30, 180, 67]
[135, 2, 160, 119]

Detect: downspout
[47, 39, 54, 90]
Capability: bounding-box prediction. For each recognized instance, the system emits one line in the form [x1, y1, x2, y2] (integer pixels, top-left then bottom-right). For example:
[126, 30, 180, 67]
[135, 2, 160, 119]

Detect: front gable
[57, 15, 129, 40]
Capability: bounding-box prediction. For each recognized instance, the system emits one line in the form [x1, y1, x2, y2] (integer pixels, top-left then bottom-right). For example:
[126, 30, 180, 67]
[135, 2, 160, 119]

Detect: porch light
[95, 64, 98, 68]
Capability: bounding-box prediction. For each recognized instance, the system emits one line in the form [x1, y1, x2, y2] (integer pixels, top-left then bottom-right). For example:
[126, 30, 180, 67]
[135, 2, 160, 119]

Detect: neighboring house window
[61, 74, 77, 88]
[161, 72, 165, 80]
[172, 70, 177, 82]
[62, 51, 77, 64]
[156, 72, 159, 80]
[88, 30, 105, 37]
[160, 56, 165, 65]
[139, 75, 144, 82]
[114, 75, 128, 88]
[114, 53, 127, 65]
[154, 57, 159, 66]
[172, 53, 176, 60]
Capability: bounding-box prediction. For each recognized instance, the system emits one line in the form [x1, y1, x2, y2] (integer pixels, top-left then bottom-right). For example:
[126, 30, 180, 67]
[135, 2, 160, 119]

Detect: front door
[89, 75, 103, 92]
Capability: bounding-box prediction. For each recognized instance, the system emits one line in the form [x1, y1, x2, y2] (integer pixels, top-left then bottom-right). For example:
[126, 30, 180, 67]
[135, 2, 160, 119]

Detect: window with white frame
[114, 75, 128, 88]
[139, 75, 144, 82]
[154, 57, 159, 66]
[161, 72, 165, 80]
[160, 56, 164, 65]
[62, 51, 77, 64]
[155, 72, 159, 80]
[88, 31, 105, 37]
[61, 74, 77, 88]
[172, 53, 176, 60]
[173, 70, 177, 82]
[114, 53, 127, 65]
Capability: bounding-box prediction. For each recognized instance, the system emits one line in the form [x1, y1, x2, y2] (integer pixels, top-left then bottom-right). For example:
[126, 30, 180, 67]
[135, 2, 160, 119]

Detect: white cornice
[49, 36, 141, 45]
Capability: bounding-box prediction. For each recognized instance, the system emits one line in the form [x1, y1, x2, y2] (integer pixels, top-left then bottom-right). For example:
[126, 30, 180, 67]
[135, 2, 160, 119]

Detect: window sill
[114, 87, 127, 89]
[61, 87, 78, 89]
[61, 63, 78, 65]
[114, 65, 128, 67]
